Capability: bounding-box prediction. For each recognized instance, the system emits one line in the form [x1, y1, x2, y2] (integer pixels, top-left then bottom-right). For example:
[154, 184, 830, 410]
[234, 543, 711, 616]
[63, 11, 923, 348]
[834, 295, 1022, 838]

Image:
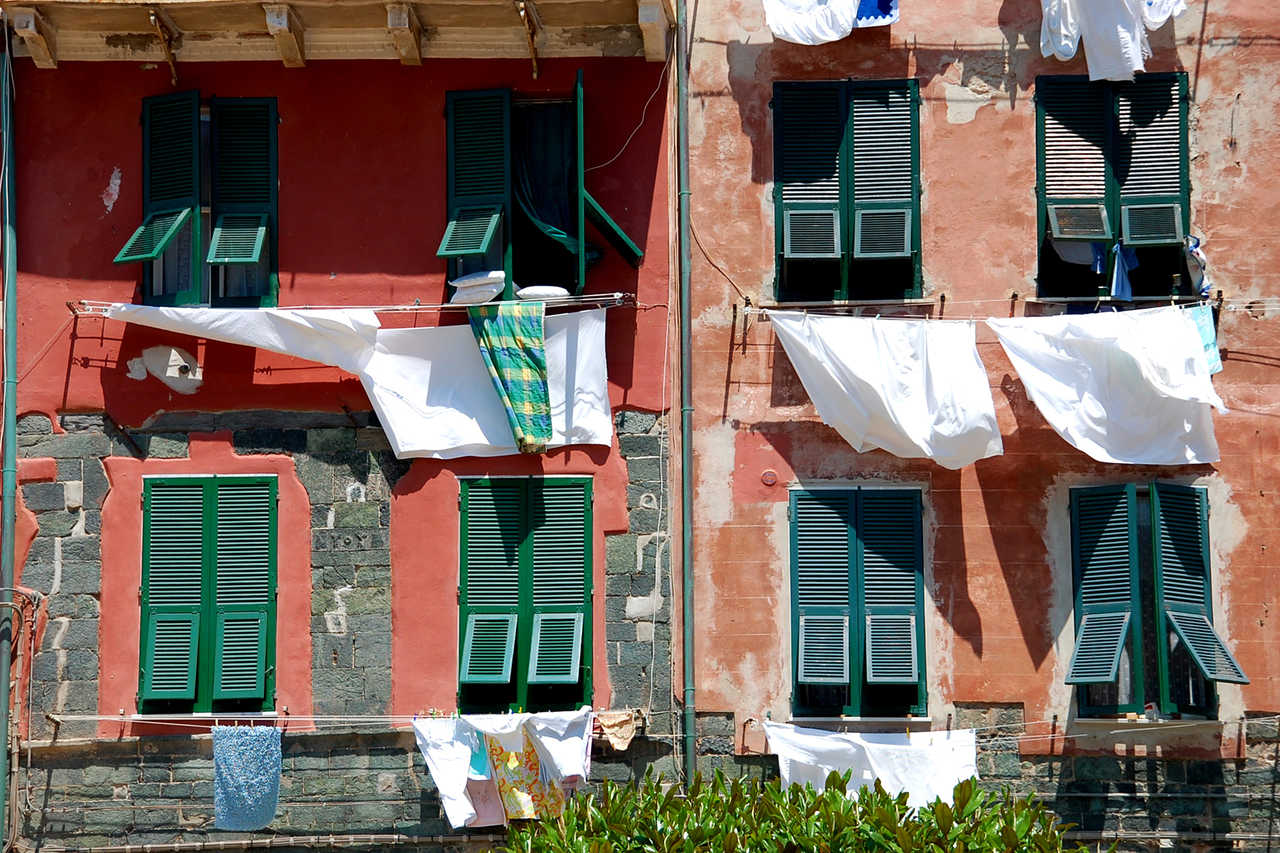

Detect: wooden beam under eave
[8, 7, 57, 68]
[636, 0, 668, 62]
[385, 2, 420, 65]
[263, 3, 304, 67]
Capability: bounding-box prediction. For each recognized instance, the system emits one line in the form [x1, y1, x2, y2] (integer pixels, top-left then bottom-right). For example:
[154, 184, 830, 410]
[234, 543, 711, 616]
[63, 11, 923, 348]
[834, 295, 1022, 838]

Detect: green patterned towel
[468, 302, 552, 453]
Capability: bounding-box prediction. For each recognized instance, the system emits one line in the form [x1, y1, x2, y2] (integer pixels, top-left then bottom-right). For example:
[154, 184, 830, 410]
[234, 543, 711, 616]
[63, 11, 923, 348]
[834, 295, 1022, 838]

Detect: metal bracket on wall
[148, 8, 179, 86]
[512, 0, 541, 78]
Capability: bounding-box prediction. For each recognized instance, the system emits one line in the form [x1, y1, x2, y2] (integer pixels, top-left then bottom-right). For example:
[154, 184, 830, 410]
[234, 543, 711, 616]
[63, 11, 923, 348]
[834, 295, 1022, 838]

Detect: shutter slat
[793, 493, 850, 608]
[463, 482, 523, 608]
[530, 483, 588, 608]
[1065, 611, 1130, 683]
[775, 84, 843, 205]
[216, 481, 273, 606]
[145, 91, 200, 206]
[207, 214, 268, 264]
[865, 613, 918, 683]
[861, 491, 920, 608]
[114, 209, 192, 265]
[1166, 611, 1249, 684]
[1152, 484, 1209, 608]
[1067, 485, 1138, 685]
[527, 612, 584, 684]
[1117, 76, 1182, 198]
[460, 613, 517, 684]
[146, 483, 205, 607]
[851, 87, 913, 203]
[449, 91, 510, 203]
[142, 610, 200, 700]
[213, 608, 268, 699]
[797, 614, 849, 684]
[211, 101, 275, 207]
[1040, 80, 1108, 199]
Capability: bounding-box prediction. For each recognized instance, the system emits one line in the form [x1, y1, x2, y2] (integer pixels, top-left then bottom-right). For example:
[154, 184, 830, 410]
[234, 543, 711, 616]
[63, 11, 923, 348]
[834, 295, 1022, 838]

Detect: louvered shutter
[527, 480, 589, 684]
[792, 491, 852, 685]
[1066, 485, 1140, 684]
[118, 91, 202, 304]
[849, 82, 917, 263]
[439, 90, 510, 261]
[1116, 74, 1188, 245]
[207, 99, 278, 306]
[459, 480, 523, 685]
[1151, 483, 1247, 684]
[774, 83, 845, 261]
[1038, 78, 1112, 240]
[212, 479, 276, 701]
[140, 480, 206, 701]
[858, 490, 922, 685]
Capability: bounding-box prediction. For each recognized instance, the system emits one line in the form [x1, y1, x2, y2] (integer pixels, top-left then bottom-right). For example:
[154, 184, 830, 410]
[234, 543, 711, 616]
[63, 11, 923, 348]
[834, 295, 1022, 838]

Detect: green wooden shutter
[140, 480, 206, 702]
[1116, 74, 1189, 245]
[120, 90, 202, 305]
[849, 82, 917, 267]
[774, 83, 845, 267]
[459, 480, 523, 686]
[791, 491, 852, 685]
[1066, 485, 1141, 685]
[858, 490, 923, 686]
[1037, 78, 1112, 241]
[440, 90, 511, 263]
[572, 72, 643, 277]
[1152, 483, 1247, 684]
[527, 480, 590, 685]
[208, 99, 278, 306]
[212, 479, 276, 701]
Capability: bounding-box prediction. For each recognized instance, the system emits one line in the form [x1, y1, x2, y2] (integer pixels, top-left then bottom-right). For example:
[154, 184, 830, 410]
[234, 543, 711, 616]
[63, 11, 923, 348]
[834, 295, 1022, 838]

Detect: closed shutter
[1116, 74, 1188, 245]
[1067, 485, 1141, 684]
[774, 83, 845, 261]
[527, 480, 590, 684]
[140, 481, 206, 702]
[1037, 78, 1112, 240]
[858, 490, 922, 685]
[208, 99, 278, 305]
[459, 480, 523, 685]
[849, 82, 917, 262]
[117, 91, 202, 304]
[212, 480, 276, 700]
[1152, 483, 1247, 684]
[792, 491, 852, 685]
[439, 90, 510, 260]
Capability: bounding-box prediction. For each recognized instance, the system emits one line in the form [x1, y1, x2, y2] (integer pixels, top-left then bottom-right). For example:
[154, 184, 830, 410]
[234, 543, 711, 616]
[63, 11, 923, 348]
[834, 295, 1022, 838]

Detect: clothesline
[744, 298, 1218, 321]
[70, 293, 631, 316]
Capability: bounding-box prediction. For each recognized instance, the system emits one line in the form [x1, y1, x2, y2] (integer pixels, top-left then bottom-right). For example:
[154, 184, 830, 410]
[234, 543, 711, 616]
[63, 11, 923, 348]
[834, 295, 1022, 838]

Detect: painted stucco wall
[684, 0, 1280, 759]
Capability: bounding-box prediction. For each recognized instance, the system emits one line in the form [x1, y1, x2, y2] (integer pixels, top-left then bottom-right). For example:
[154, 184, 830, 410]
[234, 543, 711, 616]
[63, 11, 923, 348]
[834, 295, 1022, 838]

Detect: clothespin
[905, 714, 912, 742]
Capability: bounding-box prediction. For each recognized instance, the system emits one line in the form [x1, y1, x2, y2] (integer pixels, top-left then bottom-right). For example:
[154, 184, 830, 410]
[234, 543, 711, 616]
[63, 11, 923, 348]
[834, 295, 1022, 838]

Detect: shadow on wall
[712, 0, 1184, 188]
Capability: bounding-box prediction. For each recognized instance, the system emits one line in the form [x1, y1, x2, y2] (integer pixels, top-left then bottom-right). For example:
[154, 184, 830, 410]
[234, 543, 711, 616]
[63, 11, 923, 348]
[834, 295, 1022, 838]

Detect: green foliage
[506, 771, 1095, 853]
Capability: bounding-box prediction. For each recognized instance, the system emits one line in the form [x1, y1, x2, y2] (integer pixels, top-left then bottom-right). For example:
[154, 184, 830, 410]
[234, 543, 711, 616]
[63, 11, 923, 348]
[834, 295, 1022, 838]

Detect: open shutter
[575, 73, 644, 273]
[792, 491, 852, 685]
[849, 82, 917, 263]
[573, 70, 588, 294]
[858, 490, 923, 685]
[459, 480, 523, 685]
[1152, 483, 1247, 684]
[213, 479, 275, 701]
[1038, 78, 1112, 240]
[774, 83, 845, 263]
[1116, 74, 1188, 246]
[120, 90, 202, 304]
[440, 90, 511, 274]
[527, 480, 590, 685]
[1067, 485, 1141, 684]
[140, 480, 206, 702]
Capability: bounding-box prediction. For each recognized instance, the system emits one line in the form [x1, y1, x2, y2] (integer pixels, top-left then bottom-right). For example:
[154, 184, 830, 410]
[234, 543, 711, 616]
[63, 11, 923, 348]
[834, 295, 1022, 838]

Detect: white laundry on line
[1040, 0, 1187, 82]
[760, 0, 898, 46]
[986, 305, 1225, 465]
[768, 311, 1003, 470]
[103, 304, 614, 460]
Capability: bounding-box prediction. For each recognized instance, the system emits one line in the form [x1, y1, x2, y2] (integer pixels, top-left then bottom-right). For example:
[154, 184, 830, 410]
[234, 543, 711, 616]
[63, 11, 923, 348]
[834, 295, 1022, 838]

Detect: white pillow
[516, 285, 571, 300]
[448, 281, 504, 304]
[450, 270, 505, 290]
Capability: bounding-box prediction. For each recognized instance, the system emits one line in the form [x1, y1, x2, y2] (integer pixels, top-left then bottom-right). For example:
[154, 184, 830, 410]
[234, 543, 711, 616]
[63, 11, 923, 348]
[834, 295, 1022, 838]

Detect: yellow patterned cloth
[484, 731, 566, 820]
[467, 302, 552, 454]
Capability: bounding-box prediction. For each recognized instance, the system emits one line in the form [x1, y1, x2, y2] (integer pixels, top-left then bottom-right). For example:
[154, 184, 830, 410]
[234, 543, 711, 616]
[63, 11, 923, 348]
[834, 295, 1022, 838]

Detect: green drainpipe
[674, 0, 696, 784]
[0, 22, 18, 844]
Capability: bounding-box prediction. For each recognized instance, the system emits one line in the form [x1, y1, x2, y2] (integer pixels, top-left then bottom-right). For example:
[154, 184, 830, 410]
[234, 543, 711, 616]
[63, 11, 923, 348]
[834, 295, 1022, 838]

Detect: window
[1067, 483, 1247, 718]
[1036, 73, 1192, 299]
[772, 80, 921, 303]
[458, 477, 592, 712]
[790, 488, 926, 717]
[114, 92, 279, 307]
[139, 476, 277, 713]
[439, 72, 642, 300]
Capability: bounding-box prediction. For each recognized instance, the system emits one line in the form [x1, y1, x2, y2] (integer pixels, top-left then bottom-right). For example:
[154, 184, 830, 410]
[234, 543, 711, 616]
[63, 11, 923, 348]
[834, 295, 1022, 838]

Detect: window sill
[787, 716, 934, 727]
[1026, 295, 1205, 304]
[1069, 716, 1220, 733]
[762, 299, 935, 310]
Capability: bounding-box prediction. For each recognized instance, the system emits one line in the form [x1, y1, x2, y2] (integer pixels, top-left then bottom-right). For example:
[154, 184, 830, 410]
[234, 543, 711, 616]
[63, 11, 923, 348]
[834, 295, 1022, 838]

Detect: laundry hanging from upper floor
[1040, 0, 1187, 81]
[212, 725, 282, 831]
[986, 305, 1225, 465]
[103, 304, 613, 460]
[768, 311, 1004, 470]
[761, 0, 898, 46]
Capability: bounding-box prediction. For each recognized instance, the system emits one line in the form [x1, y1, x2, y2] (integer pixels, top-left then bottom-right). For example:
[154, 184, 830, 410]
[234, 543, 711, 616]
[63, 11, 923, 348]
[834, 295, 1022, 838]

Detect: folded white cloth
[763, 722, 978, 807]
[769, 312, 1003, 469]
[413, 718, 484, 830]
[987, 306, 1225, 465]
[525, 706, 593, 785]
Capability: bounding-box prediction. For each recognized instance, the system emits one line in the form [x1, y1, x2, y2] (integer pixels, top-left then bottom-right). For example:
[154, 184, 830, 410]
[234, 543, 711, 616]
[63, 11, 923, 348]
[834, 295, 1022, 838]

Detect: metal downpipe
[674, 0, 696, 784]
[0, 21, 18, 847]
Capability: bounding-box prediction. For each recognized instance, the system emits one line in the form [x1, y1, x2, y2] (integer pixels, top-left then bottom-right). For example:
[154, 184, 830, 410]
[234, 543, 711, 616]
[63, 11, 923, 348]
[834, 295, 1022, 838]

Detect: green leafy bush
[507, 771, 1094, 852]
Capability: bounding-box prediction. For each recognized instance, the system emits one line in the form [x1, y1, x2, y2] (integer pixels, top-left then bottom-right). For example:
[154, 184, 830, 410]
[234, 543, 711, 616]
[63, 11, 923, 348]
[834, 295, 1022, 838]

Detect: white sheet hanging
[102, 305, 614, 460]
[768, 311, 1003, 470]
[761, 0, 898, 46]
[1039, 0, 1185, 81]
[986, 306, 1225, 465]
[763, 722, 978, 807]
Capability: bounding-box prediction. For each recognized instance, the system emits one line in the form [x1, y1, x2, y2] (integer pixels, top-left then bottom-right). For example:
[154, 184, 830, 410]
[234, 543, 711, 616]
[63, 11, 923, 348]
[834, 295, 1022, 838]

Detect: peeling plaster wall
[688, 0, 1280, 766]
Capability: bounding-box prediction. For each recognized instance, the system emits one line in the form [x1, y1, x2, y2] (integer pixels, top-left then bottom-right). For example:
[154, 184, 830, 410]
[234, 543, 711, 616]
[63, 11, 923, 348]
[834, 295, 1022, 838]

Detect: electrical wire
[585, 49, 672, 173]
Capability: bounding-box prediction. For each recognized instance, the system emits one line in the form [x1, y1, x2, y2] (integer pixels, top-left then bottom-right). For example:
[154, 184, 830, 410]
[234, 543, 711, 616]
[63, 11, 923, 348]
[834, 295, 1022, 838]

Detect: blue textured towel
[213, 726, 281, 831]
[855, 0, 897, 27]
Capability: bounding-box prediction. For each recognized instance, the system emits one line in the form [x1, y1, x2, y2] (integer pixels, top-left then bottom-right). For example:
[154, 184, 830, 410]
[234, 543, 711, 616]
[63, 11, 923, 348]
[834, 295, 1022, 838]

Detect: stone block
[84, 510, 103, 535]
[20, 433, 111, 459]
[20, 559, 54, 593]
[626, 456, 662, 485]
[311, 505, 332, 528]
[354, 632, 392, 666]
[615, 411, 657, 434]
[606, 621, 636, 642]
[55, 459, 83, 481]
[141, 411, 218, 433]
[60, 561, 102, 594]
[22, 482, 66, 512]
[606, 534, 637, 575]
[618, 642, 654, 666]
[83, 459, 109, 509]
[146, 434, 189, 458]
[307, 428, 357, 455]
[61, 536, 101, 562]
[37, 511, 81, 537]
[233, 428, 306, 455]
[698, 735, 733, 755]
[18, 414, 53, 434]
[63, 648, 99, 680]
[343, 588, 391, 616]
[32, 651, 58, 680]
[46, 594, 99, 619]
[619, 434, 662, 457]
[629, 505, 661, 534]
[295, 455, 334, 503]
[315, 633, 354, 668]
[605, 575, 631, 595]
[314, 528, 390, 552]
[333, 501, 380, 528]
[63, 480, 84, 510]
